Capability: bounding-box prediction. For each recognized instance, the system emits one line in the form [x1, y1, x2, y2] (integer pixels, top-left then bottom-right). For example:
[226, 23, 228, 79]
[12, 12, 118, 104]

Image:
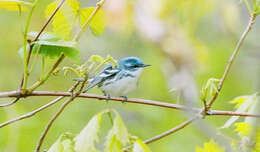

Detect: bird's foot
[105, 94, 111, 103]
[120, 96, 128, 103]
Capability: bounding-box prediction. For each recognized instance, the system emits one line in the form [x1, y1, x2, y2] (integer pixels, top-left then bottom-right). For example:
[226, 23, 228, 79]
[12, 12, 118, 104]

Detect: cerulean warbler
[82, 57, 150, 100]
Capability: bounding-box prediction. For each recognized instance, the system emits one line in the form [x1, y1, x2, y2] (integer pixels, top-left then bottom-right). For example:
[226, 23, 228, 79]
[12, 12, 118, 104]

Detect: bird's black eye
[132, 65, 139, 68]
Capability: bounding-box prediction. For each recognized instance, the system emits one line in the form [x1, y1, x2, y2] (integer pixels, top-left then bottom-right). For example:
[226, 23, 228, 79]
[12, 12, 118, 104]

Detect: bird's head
[118, 57, 150, 71]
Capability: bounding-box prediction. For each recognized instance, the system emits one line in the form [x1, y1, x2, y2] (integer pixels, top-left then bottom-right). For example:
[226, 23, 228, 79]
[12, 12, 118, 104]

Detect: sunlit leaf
[74, 112, 103, 152]
[0, 0, 31, 11]
[45, 1, 72, 40]
[254, 129, 260, 152]
[80, 7, 106, 36]
[196, 140, 225, 152]
[105, 111, 130, 152]
[105, 135, 122, 152]
[133, 138, 151, 152]
[222, 94, 257, 128]
[234, 122, 252, 137]
[67, 0, 80, 16]
[47, 132, 75, 152]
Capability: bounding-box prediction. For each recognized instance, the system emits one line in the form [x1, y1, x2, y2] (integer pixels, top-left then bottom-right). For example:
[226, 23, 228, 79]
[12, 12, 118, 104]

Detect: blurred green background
[0, 0, 259, 151]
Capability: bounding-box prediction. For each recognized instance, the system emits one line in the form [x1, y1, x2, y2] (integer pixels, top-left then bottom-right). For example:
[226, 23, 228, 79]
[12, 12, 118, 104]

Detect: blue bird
[82, 57, 150, 100]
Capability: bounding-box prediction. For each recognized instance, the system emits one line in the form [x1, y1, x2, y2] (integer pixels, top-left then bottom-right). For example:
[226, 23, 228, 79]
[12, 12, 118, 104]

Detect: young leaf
[254, 129, 260, 152]
[45, 1, 73, 40]
[200, 78, 220, 101]
[80, 7, 106, 36]
[74, 112, 103, 152]
[31, 40, 81, 63]
[105, 111, 130, 152]
[105, 135, 123, 152]
[133, 138, 151, 152]
[28, 32, 61, 42]
[234, 122, 252, 137]
[0, 0, 31, 11]
[47, 132, 75, 152]
[196, 140, 225, 152]
[222, 94, 257, 128]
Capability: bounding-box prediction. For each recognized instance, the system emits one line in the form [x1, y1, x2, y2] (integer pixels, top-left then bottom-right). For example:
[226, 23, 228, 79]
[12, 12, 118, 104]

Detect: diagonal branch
[144, 117, 199, 144]
[34, 80, 87, 152]
[206, 13, 257, 110]
[0, 98, 20, 107]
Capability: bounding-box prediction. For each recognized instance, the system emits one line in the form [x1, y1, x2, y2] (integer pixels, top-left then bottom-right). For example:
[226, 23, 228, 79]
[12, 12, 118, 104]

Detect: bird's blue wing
[83, 65, 120, 93]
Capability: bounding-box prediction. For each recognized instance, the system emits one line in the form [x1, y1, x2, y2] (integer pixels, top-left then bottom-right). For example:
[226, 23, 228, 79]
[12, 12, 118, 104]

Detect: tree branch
[0, 90, 259, 129]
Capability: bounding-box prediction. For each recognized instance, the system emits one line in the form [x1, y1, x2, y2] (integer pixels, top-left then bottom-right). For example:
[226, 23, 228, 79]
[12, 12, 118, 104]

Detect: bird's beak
[141, 64, 151, 67]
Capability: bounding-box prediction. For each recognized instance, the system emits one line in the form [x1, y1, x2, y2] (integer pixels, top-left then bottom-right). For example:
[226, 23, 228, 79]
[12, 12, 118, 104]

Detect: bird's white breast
[100, 69, 143, 96]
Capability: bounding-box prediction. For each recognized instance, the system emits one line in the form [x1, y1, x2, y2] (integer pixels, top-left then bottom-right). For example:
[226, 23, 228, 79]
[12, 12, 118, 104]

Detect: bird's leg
[120, 96, 128, 103]
[102, 91, 110, 103]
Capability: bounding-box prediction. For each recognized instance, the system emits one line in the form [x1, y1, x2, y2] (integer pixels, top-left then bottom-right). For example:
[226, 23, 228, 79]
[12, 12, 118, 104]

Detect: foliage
[196, 140, 225, 152]
[0, 0, 31, 12]
[47, 109, 150, 152]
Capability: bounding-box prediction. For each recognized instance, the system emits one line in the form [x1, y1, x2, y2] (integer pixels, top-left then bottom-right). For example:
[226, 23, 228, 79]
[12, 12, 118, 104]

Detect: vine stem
[34, 80, 87, 152]
[23, 0, 39, 91]
[206, 13, 257, 110]
[22, 0, 66, 92]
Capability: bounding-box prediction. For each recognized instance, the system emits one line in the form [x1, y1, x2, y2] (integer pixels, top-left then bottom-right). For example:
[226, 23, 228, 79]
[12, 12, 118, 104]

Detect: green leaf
[200, 78, 220, 101]
[133, 139, 151, 152]
[196, 140, 225, 152]
[105, 111, 130, 152]
[28, 32, 61, 42]
[105, 135, 123, 152]
[31, 40, 81, 63]
[74, 112, 103, 152]
[47, 132, 75, 152]
[0, 0, 31, 11]
[80, 7, 106, 36]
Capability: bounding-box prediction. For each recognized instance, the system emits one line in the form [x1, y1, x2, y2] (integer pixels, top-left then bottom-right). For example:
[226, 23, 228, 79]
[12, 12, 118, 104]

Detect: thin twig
[144, 117, 198, 144]
[0, 82, 80, 128]
[207, 13, 257, 109]
[0, 98, 20, 107]
[34, 80, 87, 152]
